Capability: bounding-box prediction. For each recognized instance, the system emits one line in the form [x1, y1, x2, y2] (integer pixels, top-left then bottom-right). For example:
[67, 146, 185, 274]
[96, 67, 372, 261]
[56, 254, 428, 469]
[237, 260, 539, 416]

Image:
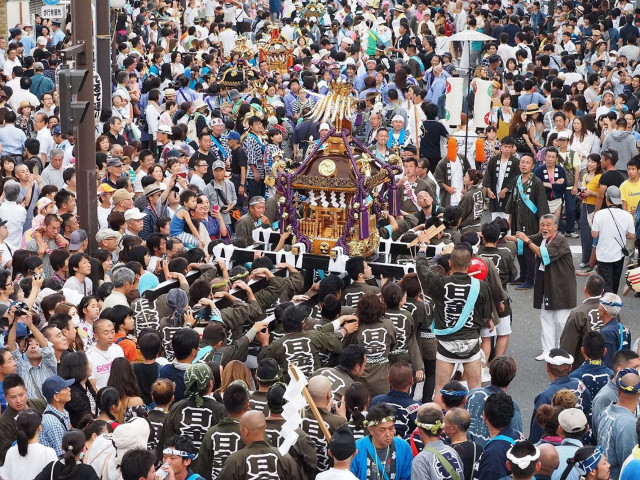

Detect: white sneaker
[535, 352, 548, 361]
[481, 367, 492, 383]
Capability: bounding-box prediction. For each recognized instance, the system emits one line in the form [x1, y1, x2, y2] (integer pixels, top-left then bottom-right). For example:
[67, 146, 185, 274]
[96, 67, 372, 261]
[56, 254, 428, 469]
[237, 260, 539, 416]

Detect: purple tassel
[279, 204, 286, 234]
[388, 183, 401, 217]
[359, 204, 369, 240]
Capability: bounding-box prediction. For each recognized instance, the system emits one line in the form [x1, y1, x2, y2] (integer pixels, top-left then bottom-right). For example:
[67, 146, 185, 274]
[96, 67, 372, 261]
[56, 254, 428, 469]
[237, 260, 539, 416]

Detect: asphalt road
[501, 234, 640, 436]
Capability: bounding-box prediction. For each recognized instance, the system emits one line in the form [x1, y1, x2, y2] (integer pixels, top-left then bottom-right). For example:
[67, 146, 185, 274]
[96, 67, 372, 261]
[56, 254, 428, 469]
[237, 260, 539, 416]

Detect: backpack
[187, 112, 205, 142]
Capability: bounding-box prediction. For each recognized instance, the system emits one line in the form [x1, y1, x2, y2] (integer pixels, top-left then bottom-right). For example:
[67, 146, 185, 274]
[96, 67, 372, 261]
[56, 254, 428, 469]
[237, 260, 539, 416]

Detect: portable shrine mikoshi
[273, 79, 403, 257]
[258, 27, 293, 76]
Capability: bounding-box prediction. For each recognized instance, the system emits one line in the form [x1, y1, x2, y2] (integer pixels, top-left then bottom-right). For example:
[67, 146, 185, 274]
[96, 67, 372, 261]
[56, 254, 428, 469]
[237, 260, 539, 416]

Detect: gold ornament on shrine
[258, 27, 293, 76]
[302, 0, 326, 18]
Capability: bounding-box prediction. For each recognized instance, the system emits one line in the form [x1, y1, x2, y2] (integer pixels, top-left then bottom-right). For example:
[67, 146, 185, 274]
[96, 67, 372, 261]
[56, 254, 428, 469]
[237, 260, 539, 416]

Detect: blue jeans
[561, 191, 577, 233]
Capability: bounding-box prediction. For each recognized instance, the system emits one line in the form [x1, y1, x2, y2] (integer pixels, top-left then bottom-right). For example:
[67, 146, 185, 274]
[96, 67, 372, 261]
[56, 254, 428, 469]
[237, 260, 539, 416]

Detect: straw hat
[526, 104, 541, 115]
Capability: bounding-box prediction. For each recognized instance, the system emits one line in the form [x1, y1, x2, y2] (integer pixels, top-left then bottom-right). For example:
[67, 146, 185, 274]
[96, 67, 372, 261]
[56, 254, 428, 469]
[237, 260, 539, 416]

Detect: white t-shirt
[1, 443, 58, 480]
[87, 344, 125, 390]
[0, 241, 17, 268]
[98, 205, 111, 230]
[63, 276, 93, 296]
[316, 468, 359, 480]
[592, 207, 635, 263]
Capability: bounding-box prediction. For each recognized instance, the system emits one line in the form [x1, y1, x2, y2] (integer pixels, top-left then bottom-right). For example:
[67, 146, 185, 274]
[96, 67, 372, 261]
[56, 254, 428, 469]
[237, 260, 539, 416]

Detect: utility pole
[59, 0, 98, 253]
[95, 0, 112, 120]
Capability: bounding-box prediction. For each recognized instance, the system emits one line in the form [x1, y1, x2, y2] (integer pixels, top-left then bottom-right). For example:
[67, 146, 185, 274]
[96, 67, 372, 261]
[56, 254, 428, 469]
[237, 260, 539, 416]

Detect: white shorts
[548, 198, 562, 214]
[496, 314, 512, 336]
[480, 327, 496, 338]
[480, 314, 512, 337]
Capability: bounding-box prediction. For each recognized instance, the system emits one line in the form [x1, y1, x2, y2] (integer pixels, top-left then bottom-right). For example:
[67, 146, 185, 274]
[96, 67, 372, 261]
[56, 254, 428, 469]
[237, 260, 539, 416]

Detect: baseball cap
[36, 197, 54, 212]
[144, 184, 162, 197]
[212, 160, 226, 170]
[2, 320, 27, 339]
[106, 157, 124, 167]
[69, 229, 88, 250]
[227, 131, 241, 141]
[42, 375, 74, 400]
[36, 36, 48, 46]
[97, 184, 115, 195]
[112, 188, 134, 205]
[124, 208, 147, 221]
[52, 125, 62, 135]
[157, 125, 172, 135]
[319, 122, 331, 131]
[558, 408, 588, 433]
[166, 148, 182, 159]
[33, 62, 44, 71]
[606, 185, 622, 205]
[557, 131, 570, 140]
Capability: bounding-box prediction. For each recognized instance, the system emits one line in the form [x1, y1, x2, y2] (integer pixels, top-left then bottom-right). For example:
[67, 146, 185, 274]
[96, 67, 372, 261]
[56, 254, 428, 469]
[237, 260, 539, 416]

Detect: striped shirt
[11, 344, 58, 400]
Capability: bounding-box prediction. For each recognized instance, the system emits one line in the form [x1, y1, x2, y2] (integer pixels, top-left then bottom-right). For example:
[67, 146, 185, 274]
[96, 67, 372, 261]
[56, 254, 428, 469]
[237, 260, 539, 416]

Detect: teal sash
[193, 346, 213, 364]
[364, 436, 390, 480]
[540, 244, 551, 265]
[517, 238, 524, 255]
[517, 175, 537, 214]
[432, 278, 480, 336]
[411, 55, 425, 72]
[250, 133, 266, 153]
[486, 434, 516, 446]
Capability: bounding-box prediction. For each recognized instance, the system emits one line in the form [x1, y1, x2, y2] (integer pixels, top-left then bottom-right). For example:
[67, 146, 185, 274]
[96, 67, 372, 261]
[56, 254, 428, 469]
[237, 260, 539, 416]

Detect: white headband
[506, 445, 540, 470]
[544, 352, 574, 366]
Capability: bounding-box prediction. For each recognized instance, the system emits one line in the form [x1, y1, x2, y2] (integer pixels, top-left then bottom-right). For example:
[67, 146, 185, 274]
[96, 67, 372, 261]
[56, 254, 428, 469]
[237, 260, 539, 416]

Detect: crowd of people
[1, 0, 640, 479]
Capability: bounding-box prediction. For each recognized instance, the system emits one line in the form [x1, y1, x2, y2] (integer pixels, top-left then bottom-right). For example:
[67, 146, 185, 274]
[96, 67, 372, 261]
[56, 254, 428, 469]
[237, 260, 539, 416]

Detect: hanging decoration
[473, 79, 493, 129]
[444, 77, 464, 126]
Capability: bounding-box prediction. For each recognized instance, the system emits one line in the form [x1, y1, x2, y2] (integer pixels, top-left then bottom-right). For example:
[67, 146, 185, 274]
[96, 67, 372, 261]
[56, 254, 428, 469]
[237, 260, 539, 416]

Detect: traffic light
[56, 64, 90, 135]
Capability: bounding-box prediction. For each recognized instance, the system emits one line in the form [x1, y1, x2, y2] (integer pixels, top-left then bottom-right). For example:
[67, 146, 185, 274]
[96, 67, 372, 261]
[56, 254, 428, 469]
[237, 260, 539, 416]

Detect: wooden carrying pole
[407, 224, 446, 248]
[289, 363, 332, 442]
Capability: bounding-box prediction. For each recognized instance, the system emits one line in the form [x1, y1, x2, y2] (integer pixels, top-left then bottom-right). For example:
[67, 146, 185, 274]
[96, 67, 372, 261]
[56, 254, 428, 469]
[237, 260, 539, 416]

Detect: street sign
[41, 6, 65, 18]
[43, 0, 62, 5]
[93, 71, 102, 121]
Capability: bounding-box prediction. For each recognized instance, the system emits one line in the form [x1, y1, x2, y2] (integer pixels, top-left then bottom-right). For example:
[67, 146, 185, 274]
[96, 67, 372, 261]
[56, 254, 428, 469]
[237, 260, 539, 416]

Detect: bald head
[619, 371, 640, 397]
[308, 376, 332, 406]
[537, 444, 560, 475]
[240, 410, 266, 443]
